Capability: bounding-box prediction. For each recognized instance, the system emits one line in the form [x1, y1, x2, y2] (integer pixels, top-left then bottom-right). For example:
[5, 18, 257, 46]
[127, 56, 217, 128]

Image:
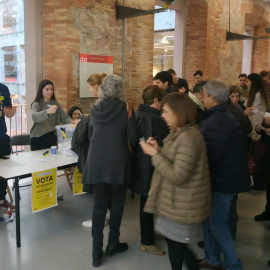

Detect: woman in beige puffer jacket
[140, 92, 211, 270]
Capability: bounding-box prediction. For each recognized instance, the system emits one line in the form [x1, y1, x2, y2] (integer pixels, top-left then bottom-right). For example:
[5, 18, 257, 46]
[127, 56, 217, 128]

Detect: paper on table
[30, 159, 47, 164]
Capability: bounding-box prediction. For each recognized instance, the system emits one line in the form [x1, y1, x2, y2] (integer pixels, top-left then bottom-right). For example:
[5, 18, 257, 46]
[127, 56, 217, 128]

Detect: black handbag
[0, 135, 11, 157]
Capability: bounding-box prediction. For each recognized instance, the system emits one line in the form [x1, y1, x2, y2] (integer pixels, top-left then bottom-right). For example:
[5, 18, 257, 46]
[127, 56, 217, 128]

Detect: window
[0, 0, 26, 137]
[3, 45, 17, 82]
[2, 0, 17, 34]
[153, 7, 175, 75]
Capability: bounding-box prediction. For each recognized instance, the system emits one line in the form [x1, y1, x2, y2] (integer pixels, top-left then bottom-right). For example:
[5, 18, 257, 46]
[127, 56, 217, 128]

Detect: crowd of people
[1, 68, 270, 270]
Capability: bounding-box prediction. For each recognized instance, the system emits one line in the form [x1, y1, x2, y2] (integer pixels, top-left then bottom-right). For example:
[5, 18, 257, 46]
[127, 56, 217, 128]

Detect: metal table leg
[15, 177, 21, 248]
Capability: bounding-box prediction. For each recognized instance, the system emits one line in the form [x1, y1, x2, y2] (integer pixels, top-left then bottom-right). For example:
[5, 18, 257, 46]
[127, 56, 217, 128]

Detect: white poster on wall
[79, 54, 113, 98]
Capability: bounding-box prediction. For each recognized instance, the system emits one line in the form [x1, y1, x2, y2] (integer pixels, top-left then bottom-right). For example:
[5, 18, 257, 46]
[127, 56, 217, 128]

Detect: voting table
[0, 149, 78, 248]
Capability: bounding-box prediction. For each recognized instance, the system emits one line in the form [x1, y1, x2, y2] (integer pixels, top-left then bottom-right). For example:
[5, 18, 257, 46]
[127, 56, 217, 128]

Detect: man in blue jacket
[199, 80, 250, 270]
[0, 83, 15, 210]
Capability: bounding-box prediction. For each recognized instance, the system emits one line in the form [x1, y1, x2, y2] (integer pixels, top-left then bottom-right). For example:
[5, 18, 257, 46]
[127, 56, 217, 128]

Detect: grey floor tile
[0, 177, 269, 270]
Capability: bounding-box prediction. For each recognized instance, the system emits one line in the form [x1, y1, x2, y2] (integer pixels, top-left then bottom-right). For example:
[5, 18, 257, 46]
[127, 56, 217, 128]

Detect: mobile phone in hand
[139, 137, 146, 143]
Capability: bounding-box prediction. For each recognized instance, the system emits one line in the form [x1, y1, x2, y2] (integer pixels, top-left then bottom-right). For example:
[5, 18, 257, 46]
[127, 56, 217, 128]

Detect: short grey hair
[204, 80, 229, 104]
[100, 74, 125, 99]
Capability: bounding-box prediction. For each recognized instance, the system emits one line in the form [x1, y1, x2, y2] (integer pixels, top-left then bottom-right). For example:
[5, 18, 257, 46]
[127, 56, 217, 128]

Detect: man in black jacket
[188, 81, 207, 124]
[132, 85, 170, 256]
[199, 80, 250, 270]
[167, 68, 189, 92]
[254, 116, 270, 221]
[153, 71, 177, 94]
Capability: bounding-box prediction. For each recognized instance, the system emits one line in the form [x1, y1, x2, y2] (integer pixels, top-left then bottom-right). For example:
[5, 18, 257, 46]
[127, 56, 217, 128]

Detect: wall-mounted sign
[79, 54, 113, 98]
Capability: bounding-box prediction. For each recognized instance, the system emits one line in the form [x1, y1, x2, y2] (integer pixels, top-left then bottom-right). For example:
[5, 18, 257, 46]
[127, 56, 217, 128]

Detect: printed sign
[32, 168, 57, 213]
[73, 167, 86, 196]
[79, 53, 113, 98]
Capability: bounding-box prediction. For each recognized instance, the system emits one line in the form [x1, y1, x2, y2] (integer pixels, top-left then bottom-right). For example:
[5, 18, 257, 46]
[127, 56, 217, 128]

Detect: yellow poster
[32, 168, 57, 213]
[73, 167, 86, 196]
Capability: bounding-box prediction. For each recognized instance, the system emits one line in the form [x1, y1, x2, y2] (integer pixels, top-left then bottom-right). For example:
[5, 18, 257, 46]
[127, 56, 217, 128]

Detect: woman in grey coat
[81, 74, 138, 268]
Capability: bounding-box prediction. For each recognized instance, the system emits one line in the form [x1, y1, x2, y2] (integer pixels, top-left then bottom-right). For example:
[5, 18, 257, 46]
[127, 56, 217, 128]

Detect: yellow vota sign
[32, 168, 57, 213]
[73, 167, 86, 196]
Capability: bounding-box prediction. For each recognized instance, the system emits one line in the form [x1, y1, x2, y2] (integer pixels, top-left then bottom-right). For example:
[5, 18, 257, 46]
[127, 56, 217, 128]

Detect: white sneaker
[82, 217, 109, 228]
[82, 220, 92, 228]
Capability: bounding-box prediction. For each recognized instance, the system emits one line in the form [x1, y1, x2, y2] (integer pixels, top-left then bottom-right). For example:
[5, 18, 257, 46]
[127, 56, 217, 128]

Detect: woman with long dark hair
[246, 73, 268, 125]
[30, 79, 72, 151]
[246, 74, 269, 191]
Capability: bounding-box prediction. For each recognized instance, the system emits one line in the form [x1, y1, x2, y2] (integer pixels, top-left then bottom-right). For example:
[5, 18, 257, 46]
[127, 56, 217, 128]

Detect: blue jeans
[229, 194, 238, 239]
[203, 193, 242, 270]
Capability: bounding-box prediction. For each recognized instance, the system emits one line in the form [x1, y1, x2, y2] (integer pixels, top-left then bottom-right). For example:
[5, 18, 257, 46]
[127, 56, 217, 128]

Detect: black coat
[200, 104, 250, 194]
[166, 86, 178, 94]
[226, 103, 252, 136]
[173, 77, 189, 91]
[82, 99, 139, 186]
[132, 104, 170, 196]
[195, 105, 204, 124]
[71, 115, 90, 173]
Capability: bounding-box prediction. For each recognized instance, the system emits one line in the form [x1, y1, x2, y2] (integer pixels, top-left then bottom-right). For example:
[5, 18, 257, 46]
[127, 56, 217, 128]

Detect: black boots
[92, 243, 128, 267]
[92, 251, 103, 268]
[105, 242, 129, 257]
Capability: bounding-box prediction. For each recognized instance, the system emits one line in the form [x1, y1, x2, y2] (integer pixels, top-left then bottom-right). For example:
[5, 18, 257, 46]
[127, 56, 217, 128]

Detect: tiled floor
[0, 177, 270, 270]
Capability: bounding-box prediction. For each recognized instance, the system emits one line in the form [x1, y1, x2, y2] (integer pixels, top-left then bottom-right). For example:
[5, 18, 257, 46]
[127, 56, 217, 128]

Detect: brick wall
[42, 0, 155, 112]
[184, 0, 270, 88]
[252, 23, 270, 73]
[42, 0, 270, 106]
[184, 0, 208, 88]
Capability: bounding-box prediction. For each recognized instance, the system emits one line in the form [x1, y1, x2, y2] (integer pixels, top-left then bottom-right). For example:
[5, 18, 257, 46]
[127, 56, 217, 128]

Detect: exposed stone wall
[42, 0, 155, 112]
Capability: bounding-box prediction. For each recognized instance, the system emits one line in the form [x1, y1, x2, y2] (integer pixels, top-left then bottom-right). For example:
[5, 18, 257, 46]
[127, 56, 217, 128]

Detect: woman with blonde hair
[87, 73, 107, 97]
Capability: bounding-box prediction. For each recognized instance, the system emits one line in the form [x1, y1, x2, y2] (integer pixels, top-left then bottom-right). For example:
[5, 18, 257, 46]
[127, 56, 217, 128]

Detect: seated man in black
[167, 68, 189, 92]
[153, 71, 177, 94]
[0, 83, 15, 210]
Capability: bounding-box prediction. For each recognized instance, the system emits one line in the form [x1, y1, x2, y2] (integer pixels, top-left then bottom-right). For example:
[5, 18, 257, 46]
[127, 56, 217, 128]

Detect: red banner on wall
[79, 54, 113, 64]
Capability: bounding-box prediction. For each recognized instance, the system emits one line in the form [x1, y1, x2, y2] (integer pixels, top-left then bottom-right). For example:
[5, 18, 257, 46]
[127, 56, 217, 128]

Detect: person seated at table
[0, 83, 15, 210]
[0, 178, 15, 210]
[68, 106, 83, 120]
[30, 79, 72, 200]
